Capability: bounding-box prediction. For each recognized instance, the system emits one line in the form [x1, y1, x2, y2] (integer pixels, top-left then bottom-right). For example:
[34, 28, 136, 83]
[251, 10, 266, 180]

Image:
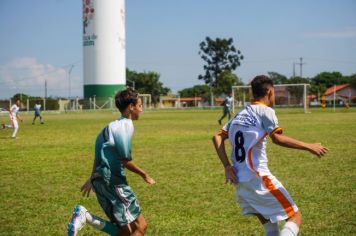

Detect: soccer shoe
[67, 205, 87, 236]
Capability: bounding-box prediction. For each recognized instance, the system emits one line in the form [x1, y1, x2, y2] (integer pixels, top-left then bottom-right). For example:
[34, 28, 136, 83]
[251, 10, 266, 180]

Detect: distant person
[212, 75, 328, 236]
[32, 101, 44, 124]
[1, 99, 23, 139]
[218, 93, 233, 125]
[67, 88, 155, 236]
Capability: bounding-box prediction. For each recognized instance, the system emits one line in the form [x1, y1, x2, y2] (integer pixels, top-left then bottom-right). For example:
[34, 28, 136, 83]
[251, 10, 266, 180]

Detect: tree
[198, 37, 243, 88]
[214, 71, 244, 95]
[178, 85, 210, 101]
[126, 69, 170, 104]
[347, 74, 356, 89]
[268, 72, 288, 85]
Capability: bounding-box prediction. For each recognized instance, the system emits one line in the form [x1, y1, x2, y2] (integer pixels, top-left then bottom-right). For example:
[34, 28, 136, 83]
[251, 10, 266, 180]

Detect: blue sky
[0, 0, 355, 99]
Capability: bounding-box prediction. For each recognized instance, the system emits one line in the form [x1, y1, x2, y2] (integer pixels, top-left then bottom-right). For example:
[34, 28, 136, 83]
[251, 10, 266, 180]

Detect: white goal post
[232, 83, 310, 113]
[139, 93, 152, 109]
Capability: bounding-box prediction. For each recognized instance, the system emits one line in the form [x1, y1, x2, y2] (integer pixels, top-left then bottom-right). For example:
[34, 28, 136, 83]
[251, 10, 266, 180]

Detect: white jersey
[225, 96, 233, 108]
[34, 104, 41, 112]
[10, 104, 19, 121]
[222, 102, 282, 182]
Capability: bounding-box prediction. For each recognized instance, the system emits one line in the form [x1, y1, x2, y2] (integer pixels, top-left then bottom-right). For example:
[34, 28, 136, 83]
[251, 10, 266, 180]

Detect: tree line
[7, 37, 356, 106]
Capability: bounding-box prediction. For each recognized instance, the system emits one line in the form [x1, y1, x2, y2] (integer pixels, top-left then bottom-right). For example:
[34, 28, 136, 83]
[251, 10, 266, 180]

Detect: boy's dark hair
[115, 87, 139, 112]
[250, 75, 274, 99]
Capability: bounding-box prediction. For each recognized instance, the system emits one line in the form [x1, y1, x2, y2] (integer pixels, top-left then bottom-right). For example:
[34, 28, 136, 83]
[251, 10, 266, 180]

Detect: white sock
[263, 221, 280, 236]
[280, 221, 299, 236]
[85, 212, 106, 230]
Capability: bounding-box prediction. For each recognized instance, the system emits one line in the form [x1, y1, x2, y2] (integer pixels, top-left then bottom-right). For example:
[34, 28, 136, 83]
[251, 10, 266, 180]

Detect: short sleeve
[261, 107, 283, 135]
[107, 121, 133, 161]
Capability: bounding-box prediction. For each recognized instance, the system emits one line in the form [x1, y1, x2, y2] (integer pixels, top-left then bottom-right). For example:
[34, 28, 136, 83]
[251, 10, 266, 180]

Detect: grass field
[0, 108, 355, 235]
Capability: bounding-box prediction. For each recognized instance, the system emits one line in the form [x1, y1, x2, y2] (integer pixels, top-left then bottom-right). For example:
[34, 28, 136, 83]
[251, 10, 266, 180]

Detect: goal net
[139, 94, 152, 110]
[232, 84, 310, 113]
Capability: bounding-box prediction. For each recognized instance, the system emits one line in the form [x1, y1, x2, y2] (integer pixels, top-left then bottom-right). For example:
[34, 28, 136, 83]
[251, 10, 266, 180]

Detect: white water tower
[83, 0, 126, 99]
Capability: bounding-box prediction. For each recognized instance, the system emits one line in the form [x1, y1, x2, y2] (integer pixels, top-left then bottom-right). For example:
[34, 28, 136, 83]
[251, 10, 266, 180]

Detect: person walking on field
[32, 100, 44, 124]
[1, 99, 23, 139]
[218, 93, 233, 125]
[212, 75, 328, 236]
[68, 88, 155, 236]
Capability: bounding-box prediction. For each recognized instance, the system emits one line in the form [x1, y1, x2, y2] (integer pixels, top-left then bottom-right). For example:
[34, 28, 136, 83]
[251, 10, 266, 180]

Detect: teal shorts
[92, 178, 141, 226]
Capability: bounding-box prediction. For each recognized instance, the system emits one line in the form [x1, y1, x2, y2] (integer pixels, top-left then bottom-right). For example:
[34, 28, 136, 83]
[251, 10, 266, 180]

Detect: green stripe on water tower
[84, 84, 126, 99]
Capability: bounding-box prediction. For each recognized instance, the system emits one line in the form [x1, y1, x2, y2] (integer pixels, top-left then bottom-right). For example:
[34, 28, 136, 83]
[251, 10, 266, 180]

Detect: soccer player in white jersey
[68, 88, 155, 236]
[1, 99, 23, 139]
[218, 93, 233, 125]
[212, 75, 328, 236]
[32, 100, 44, 124]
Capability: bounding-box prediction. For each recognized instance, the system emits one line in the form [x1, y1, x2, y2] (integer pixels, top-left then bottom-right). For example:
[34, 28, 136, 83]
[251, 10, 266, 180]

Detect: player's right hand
[225, 165, 238, 185]
[143, 174, 156, 185]
[80, 177, 93, 197]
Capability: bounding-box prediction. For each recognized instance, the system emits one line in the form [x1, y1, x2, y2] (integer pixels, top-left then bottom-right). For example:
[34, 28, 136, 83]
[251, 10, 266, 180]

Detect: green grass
[0, 108, 355, 235]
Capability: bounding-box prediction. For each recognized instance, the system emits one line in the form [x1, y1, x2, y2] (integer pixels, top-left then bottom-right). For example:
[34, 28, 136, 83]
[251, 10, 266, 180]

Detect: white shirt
[34, 104, 41, 112]
[10, 104, 19, 120]
[222, 103, 282, 182]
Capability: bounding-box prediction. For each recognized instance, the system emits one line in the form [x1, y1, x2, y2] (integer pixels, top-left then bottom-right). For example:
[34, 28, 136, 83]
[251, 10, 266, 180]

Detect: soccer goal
[139, 93, 152, 110]
[232, 84, 310, 113]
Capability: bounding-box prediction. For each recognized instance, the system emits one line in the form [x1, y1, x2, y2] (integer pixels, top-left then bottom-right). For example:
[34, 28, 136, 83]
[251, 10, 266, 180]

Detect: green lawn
[0, 108, 355, 235]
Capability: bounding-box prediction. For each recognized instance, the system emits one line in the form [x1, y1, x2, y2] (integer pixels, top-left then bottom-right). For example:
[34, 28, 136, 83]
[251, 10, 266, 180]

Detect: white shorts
[236, 175, 298, 223]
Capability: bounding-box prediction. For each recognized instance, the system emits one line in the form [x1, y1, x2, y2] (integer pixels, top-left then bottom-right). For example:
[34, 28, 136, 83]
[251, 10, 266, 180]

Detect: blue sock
[102, 221, 119, 236]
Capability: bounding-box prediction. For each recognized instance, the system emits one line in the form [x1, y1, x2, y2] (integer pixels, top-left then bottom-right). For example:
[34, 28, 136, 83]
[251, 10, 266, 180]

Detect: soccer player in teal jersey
[68, 88, 155, 236]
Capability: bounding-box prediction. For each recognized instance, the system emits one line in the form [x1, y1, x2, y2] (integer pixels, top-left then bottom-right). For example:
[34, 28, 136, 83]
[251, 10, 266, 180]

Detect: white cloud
[0, 57, 81, 98]
[302, 27, 356, 39]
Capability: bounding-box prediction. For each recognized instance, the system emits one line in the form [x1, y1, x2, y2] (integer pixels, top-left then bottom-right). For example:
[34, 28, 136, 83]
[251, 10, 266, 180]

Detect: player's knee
[289, 211, 302, 227]
[137, 218, 147, 233]
[117, 225, 132, 236]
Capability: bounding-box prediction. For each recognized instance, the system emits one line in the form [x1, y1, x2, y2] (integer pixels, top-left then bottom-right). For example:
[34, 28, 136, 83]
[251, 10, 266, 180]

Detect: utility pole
[45, 79, 47, 99]
[68, 64, 75, 99]
[44, 79, 47, 111]
[294, 57, 306, 78]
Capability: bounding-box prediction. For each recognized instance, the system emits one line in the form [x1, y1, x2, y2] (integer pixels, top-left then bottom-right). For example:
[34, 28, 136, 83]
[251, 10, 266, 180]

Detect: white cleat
[67, 205, 87, 236]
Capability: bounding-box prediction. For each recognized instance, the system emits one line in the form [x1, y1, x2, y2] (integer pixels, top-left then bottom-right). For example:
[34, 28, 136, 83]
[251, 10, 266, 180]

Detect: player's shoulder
[251, 103, 275, 115]
[109, 118, 133, 131]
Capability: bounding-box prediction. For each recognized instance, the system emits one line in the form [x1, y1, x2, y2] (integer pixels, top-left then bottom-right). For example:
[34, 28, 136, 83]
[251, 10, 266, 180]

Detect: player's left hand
[80, 178, 93, 197]
[143, 174, 156, 185]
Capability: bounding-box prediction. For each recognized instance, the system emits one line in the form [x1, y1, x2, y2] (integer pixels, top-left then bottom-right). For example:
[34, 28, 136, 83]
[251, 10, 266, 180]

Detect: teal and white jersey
[94, 117, 134, 186]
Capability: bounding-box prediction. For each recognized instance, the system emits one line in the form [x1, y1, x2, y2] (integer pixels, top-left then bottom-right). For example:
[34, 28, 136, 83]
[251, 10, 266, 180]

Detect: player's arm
[16, 113, 23, 122]
[80, 158, 98, 197]
[122, 159, 155, 185]
[270, 132, 328, 158]
[212, 130, 238, 185]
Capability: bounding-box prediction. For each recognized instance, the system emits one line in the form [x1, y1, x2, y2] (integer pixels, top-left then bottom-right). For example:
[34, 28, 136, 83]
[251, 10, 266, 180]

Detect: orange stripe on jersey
[247, 132, 268, 175]
[252, 101, 267, 106]
[262, 176, 296, 218]
[270, 127, 283, 136]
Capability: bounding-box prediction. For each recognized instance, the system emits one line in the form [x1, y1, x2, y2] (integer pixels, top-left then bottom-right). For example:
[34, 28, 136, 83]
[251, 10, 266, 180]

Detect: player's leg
[67, 204, 119, 236]
[11, 120, 18, 138]
[32, 115, 37, 124]
[40, 114, 44, 124]
[255, 214, 279, 236]
[117, 214, 147, 236]
[280, 211, 301, 236]
[218, 111, 227, 125]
